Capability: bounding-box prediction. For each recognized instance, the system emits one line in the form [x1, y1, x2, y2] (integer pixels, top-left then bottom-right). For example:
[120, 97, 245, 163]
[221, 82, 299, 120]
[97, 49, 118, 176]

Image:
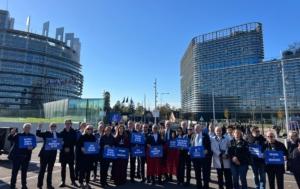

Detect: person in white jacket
[211, 126, 233, 189]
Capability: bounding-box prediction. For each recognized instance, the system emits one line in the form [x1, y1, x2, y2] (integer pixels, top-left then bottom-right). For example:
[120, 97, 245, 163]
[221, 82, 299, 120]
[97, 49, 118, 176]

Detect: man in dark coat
[189, 124, 211, 189]
[126, 120, 138, 183]
[139, 124, 150, 182]
[163, 121, 175, 182]
[245, 126, 266, 189]
[181, 126, 194, 186]
[8, 124, 35, 189]
[36, 121, 62, 189]
[287, 131, 300, 187]
[59, 119, 78, 187]
[92, 121, 105, 181]
[74, 122, 86, 179]
[262, 131, 287, 189]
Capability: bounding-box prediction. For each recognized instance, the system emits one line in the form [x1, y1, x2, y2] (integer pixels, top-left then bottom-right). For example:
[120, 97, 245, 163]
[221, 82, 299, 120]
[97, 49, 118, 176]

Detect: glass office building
[0, 10, 83, 110]
[180, 22, 300, 124]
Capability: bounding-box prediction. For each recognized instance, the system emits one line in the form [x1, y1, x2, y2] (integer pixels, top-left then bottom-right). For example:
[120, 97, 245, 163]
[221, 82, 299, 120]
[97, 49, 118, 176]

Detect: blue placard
[131, 146, 146, 157]
[167, 139, 177, 149]
[77, 132, 82, 139]
[202, 130, 209, 135]
[223, 134, 228, 137]
[19, 136, 37, 148]
[117, 148, 129, 159]
[149, 146, 163, 157]
[189, 146, 205, 159]
[84, 142, 99, 154]
[110, 113, 121, 122]
[176, 138, 189, 149]
[264, 150, 285, 164]
[249, 145, 262, 158]
[103, 146, 117, 159]
[95, 135, 100, 142]
[45, 138, 63, 150]
[131, 133, 145, 144]
[137, 131, 143, 135]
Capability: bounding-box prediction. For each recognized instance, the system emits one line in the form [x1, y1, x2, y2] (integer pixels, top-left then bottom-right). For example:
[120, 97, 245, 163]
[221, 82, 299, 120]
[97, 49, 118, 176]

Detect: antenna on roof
[6, 0, 9, 10]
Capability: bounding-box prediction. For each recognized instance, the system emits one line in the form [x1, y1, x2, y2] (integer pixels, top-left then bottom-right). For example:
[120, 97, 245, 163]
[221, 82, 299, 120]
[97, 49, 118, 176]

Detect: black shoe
[100, 183, 106, 188]
[71, 182, 79, 187]
[183, 182, 190, 187]
[146, 179, 151, 183]
[47, 186, 55, 189]
[136, 174, 141, 178]
[74, 177, 78, 180]
[10, 186, 16, 189]
[158, 180, 163, 184]
[130, 179, 136, 183]
[141, 178, 146, 182]
[59, 182, 66, 187]
[169, 177, 173, 182]
[92, 176, 96, 182]
[177, 182, 182, 185]
[105, 182, 109, 187]
[151, 181, 156, 185]
[110, 176, 114, 180]
[21, 186, 28, 189]
[163, 178, 168, 182]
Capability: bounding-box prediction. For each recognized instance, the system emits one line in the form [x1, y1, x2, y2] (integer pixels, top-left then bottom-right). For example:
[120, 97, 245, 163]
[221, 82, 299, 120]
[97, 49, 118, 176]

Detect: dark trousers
[93, 160, 99, 177]
[207, 154, 213, 179]
[100, 162, 110, 185]
[267, 169, 284, 189]
[294, 173, 300, 188]
[164, 173, 173, 180]
[185, 155, 192, 183]
[61, 162, 75, 183]
[177, 153, 185, 183]
[193, 158, 209, 189]
[136, 157, 141, 176]
[37, 156, 56, 187]
[75, 154, 79, 178]
[216, 165, 233, 189]
[10, 156, 29, 188]
[129, 154, 136, 180]
[79, 170, 91, 184]
[139, 156, 146, 179]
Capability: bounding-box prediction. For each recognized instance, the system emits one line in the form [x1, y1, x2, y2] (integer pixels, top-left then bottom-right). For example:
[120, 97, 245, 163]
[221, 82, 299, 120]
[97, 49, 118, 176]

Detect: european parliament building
[180, 22, 300, 124]
[0, 10, 83, 110]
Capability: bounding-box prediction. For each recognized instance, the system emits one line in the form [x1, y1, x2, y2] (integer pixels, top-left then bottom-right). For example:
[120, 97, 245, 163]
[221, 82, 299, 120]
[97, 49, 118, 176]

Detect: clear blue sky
[1, 0, 299, 109]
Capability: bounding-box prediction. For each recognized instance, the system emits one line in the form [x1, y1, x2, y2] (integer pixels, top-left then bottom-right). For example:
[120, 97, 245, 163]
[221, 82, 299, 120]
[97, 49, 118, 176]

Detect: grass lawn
[0, 117, 64, 123]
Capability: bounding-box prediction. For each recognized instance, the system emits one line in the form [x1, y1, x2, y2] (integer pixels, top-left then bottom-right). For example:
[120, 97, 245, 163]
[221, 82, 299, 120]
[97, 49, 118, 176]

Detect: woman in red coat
[113, 125, 130, 185]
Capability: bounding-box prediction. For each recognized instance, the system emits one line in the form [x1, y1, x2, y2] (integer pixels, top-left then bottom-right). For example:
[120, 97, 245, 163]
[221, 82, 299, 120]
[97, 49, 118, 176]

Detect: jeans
[230, 163, 248, 189]
[251, 161, 266, 189]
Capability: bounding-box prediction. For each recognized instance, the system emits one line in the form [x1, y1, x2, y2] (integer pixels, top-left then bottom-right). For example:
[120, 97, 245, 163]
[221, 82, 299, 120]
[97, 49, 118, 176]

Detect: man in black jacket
[287, 131, 300, 187]
[59, 119, 78, 187]
[74, 122, 86, 180]
[245, 126, 266, 189]
[126, 120, 138, 182]
[140, 124, 150, 182]
[92, 121, 104, 181]
[36, 121, 62, 189]
[262, 131, 287, 189]
[181, 126, 194, 187]
[163, 121, 175, 182]
[188, 124, 211, 189]
[8, 124, 35, 189]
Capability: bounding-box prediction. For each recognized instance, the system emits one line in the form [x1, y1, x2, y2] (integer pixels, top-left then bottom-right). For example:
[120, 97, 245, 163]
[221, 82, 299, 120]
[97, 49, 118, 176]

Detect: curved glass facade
[181, 22, 300, 124]
[0, 10, 83, 110]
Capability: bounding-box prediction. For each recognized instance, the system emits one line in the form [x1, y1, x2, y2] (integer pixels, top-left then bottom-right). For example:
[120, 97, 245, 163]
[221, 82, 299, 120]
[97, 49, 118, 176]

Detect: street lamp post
[258, 78, 264, 135]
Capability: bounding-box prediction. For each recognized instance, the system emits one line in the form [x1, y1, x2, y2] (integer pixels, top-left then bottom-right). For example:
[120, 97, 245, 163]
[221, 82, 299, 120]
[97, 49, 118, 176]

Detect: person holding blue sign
[176, 127, 186, 185]
[76, 125, 96, 189]
[58, 119, 78, 188]
[92, 121, 104, 181]
[146, 124, 165, 185]
[261, 131, 287, 189]
[211, 126, 233, 189]
[139, 124, 150, 182]
[125, 121, 138, 183]
[113, 125, 130, 185]
[163, 121, 175, 182]
[99, 126, 115, 188]
[245, 126, 266, 189]
[228, 129, 249, 189]
[75, 122, 87, 180]
[36, 121, 63, 189]
[8, 123, 35, 189]
[188, 124, 211, 189]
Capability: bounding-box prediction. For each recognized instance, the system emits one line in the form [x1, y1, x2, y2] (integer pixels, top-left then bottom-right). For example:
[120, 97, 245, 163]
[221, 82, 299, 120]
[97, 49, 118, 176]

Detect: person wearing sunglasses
[287, 131, 300, 188]
[245, 126, 266, 189]
[261, 132, 287, 189]
[36, 121, 62, 189]
[76, 125, 96, 189]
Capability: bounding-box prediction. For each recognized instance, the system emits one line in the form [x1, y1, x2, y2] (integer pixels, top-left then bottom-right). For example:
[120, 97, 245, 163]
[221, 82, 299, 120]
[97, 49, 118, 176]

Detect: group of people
[7, 119, 300, 189]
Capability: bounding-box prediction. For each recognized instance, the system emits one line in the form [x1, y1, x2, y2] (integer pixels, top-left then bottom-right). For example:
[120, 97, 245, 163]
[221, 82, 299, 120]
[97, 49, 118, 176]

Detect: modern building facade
[180, 22, 300, 124]
[0, 10, 83, 110]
